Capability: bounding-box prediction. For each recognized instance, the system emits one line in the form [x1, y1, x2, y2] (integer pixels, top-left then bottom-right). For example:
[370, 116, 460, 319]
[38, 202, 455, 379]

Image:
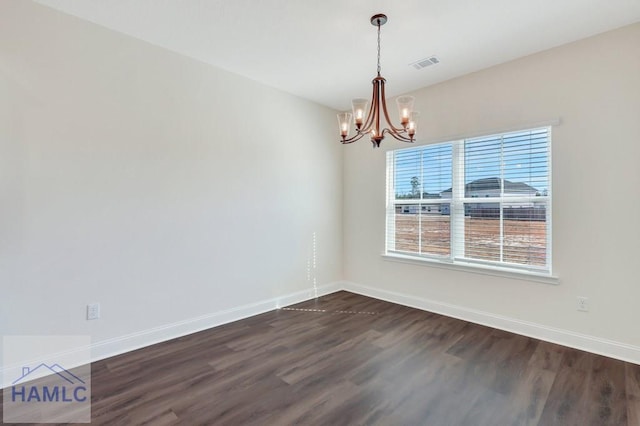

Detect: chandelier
[338, 14, 418, 147]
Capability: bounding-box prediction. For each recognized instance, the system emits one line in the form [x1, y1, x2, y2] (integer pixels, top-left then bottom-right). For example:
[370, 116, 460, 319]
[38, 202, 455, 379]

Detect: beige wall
[0, 1, 342, 358]
[344, 23, 640, 354]
[2, 0, 639, 367]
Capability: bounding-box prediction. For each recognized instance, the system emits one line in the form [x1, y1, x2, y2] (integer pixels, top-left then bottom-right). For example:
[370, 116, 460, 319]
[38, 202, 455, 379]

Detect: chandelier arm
[374, 80, 381, 138]
[341, 132, 367, 144]
[359, 79, 379, 133]
[379, 79, 406, 133]
[386, 129, 414, 143]
[359, 80, 383, 141]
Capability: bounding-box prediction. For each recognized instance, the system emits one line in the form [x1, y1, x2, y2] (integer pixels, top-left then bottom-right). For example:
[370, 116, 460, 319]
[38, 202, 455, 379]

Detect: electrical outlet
[87, 303, 101, 320]
[577, 296, 589, 312]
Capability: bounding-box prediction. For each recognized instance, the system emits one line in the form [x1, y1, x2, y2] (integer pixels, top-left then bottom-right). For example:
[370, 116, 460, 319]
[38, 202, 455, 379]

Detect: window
[386, 127, 551, 274]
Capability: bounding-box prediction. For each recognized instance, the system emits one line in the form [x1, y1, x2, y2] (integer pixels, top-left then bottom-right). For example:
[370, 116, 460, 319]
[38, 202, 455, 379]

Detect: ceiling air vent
[410, 56, 440, 70]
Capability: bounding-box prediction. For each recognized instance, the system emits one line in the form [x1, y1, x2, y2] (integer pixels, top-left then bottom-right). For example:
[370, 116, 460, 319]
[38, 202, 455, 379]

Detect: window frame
[385, 126, 555, 282]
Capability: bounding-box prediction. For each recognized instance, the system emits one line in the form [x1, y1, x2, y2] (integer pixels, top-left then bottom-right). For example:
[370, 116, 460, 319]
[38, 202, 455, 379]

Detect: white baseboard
[1, 282, 341, 389]
[5, 279, 638, 390]
[89, 282, 342, 364]
[342, 281, 640, 365]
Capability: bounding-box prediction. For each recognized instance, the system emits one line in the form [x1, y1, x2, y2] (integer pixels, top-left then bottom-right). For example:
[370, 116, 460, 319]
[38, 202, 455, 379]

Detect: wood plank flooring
[2, 291, 639, 425]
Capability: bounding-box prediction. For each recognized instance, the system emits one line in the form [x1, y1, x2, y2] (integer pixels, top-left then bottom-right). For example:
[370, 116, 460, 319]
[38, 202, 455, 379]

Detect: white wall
[0, 1, 342, 361]
[344, 23, 640, 358]
[2, 1, 639, 370]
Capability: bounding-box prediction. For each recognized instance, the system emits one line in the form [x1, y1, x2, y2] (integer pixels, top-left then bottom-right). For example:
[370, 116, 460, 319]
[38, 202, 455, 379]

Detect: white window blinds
[386, 127, 551, 273]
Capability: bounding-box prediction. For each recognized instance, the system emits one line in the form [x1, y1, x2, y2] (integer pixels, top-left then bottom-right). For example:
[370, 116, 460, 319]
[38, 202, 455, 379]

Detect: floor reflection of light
[307, 232, 318, 298]
[280, 307, 377, 315]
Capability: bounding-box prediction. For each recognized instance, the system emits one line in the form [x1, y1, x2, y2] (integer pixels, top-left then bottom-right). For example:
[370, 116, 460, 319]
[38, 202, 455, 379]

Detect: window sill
[381, 253, 560, 285]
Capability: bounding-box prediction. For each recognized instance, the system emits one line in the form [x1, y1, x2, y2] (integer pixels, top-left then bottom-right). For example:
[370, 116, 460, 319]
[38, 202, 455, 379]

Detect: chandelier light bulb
[408, 111, 420, 138]
[337, 112, 352, 138]
[351, 98, 368, 129]
[396, 96, 415, 128]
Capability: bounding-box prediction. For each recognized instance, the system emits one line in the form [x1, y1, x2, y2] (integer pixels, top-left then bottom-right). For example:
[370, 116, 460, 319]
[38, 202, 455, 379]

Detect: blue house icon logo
[3, 335, 91, 423]
[11, 363, 88, 403]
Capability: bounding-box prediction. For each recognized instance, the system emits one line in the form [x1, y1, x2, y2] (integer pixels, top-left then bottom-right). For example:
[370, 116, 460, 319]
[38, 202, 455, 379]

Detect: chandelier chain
[376, 22, 381, 75]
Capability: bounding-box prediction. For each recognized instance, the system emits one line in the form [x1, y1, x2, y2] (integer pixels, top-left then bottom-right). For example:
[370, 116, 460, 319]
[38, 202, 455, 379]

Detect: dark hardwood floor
[3, 291, 639, 425]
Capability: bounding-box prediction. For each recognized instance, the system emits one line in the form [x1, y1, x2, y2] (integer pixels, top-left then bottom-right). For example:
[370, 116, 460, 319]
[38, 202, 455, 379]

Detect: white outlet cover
[577, 297, 589, 312]
[87, 303, 101, 320]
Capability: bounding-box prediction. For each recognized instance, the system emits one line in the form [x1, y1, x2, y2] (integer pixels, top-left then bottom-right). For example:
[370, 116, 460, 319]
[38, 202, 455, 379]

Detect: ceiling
[35, 0, 640, 111]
